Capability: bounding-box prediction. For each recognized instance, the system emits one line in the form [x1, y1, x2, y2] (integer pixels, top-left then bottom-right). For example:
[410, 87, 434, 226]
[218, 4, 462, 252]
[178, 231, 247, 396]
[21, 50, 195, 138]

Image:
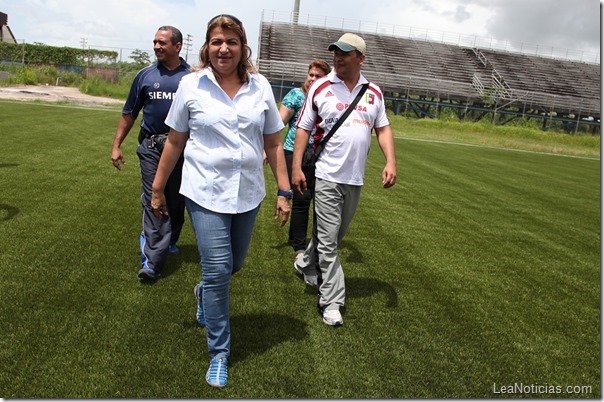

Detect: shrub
[58, 71, 84, 86]
[35, 65, 59, 85]
[14, 66, 37, 85]
[79, 76, 130, 99]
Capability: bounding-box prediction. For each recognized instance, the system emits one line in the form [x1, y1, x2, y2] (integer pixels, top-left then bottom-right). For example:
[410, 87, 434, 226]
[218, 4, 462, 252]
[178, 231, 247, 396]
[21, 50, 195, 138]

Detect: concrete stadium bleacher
[258, 21, 600, 122]
[477, 49, 600, 115]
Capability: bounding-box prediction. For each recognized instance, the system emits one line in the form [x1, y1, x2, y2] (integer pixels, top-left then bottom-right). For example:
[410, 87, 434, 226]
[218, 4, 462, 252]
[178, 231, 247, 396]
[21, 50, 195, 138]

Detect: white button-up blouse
[165, 68, 284, 214]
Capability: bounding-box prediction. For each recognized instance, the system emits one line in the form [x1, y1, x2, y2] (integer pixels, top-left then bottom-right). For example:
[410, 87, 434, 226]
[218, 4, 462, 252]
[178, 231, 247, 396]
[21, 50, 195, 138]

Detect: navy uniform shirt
[122, 57, 191, 135]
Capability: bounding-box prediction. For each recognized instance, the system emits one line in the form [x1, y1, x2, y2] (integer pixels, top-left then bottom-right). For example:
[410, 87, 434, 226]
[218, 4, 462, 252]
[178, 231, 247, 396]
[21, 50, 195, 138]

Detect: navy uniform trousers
[136, 137, 185, 274]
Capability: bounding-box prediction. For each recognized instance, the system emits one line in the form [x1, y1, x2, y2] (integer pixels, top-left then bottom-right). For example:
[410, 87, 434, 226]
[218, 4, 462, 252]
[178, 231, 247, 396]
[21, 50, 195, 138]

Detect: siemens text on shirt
[149, 91, 176, 100]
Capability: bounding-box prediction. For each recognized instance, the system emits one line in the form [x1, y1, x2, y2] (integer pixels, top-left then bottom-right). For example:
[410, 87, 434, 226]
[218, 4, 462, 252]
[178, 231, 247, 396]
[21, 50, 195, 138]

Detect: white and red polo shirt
[296, 71, 390, 186]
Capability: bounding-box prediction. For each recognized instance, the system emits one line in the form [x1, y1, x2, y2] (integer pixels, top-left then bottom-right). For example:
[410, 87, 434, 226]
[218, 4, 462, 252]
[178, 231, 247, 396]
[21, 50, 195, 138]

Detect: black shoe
[138, 268, 160, 281]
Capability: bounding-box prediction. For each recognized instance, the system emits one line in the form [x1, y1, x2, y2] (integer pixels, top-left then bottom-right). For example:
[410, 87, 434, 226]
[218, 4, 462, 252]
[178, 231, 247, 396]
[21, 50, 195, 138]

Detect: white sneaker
[293, 260, 318, 287]
[322, 309, 343, 326]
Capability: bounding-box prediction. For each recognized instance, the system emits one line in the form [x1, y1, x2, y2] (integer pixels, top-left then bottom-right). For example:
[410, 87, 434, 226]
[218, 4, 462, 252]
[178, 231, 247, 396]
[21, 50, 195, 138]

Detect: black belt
[140, 127, 169, 138]
[138, 127, 168, 145]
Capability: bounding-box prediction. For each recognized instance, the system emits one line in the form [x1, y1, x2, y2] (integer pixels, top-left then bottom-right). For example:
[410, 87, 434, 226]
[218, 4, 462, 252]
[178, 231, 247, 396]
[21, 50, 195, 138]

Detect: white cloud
[452, 6, 472, 24]
[0, 0, 599, 64]
[486, 0, 600, 53]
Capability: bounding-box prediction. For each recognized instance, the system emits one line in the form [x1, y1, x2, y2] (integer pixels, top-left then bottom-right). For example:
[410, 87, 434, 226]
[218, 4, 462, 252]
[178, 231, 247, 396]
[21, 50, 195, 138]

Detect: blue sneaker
[168, 243, 179, 255]
[206, 356, 228, 387]
[194, 283, 205, 326]
[138, 267, 160, 281]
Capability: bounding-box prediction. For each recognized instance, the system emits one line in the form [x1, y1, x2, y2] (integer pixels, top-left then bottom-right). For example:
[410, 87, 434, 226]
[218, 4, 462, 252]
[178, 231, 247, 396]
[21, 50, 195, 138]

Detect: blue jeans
[185, 198, 260, 359]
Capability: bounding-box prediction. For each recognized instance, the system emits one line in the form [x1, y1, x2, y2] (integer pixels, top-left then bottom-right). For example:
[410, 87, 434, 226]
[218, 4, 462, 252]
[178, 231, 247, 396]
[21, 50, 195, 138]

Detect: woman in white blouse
[151, 14, 291, 388]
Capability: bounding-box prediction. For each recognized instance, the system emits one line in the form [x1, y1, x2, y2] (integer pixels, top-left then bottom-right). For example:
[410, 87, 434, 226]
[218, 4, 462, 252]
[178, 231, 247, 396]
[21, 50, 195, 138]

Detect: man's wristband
[277, 189, 293, 199]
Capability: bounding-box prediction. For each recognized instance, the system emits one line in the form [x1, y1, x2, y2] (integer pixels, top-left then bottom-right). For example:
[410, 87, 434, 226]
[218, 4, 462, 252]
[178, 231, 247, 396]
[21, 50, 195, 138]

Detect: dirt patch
[0, 85, 123, 106]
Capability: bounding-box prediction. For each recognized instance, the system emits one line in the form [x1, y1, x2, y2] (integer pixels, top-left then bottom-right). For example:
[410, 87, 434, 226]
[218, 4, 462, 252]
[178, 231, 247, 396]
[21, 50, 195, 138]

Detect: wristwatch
[277, 189, 293, 199]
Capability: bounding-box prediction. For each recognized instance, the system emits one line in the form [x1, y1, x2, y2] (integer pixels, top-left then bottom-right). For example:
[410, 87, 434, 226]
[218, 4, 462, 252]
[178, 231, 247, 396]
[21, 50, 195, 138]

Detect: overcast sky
[0, 0, 600, 64]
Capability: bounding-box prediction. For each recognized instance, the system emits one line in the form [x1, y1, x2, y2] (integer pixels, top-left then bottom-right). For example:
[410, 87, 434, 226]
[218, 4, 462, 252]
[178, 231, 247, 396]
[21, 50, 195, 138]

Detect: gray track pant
[136, 138, 185, 273]
[297, 178, 362, 310]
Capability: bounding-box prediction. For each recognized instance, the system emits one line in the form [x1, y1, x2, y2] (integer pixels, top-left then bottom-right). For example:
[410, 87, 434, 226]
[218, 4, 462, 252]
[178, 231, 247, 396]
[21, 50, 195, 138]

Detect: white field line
[0, 99, 121, 112]
[395, 136, 600, 161]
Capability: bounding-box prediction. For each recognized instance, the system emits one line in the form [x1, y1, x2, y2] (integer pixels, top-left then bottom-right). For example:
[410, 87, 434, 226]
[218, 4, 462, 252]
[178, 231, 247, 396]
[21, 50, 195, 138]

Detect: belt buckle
[147, 135, 156, 149]
[148, 134, 167, 150]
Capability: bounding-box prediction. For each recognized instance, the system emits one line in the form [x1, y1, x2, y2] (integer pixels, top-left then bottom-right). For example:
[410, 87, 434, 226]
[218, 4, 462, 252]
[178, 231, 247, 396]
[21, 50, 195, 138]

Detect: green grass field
[0, 100, 600, 398]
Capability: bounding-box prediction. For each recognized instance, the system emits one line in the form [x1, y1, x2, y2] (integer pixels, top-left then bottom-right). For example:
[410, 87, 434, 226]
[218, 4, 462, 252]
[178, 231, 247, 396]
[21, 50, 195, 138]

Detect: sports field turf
[0, 100, 599, 398]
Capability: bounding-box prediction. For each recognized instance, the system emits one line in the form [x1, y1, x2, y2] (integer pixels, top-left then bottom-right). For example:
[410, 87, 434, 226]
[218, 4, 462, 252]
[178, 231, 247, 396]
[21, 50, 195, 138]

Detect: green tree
[129, 49, 151, 65]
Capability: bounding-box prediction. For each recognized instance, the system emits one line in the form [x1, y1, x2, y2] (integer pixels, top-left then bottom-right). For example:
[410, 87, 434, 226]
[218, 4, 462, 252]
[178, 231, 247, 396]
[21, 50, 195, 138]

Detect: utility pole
[184, 34, 193, 63]
[80, 37, 87, 49]
[293, 0, 300, 25]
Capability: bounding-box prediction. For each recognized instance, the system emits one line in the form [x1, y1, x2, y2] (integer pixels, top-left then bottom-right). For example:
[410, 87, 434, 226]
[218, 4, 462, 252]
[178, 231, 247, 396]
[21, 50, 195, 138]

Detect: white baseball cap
[328, 33, 366, 54]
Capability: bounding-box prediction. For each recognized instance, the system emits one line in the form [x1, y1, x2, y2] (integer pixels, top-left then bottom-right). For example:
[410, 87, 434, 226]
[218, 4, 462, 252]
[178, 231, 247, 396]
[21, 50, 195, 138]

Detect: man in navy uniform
[111, 25, 191, 281]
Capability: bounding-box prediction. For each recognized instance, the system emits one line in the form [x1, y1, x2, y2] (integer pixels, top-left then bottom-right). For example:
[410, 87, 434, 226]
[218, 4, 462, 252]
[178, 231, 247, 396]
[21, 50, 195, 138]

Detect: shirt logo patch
[325, 90, 334, 97]
[153, 82, 160, 89]
[366, 93, 375, 105]
[336, 103, 367, 112]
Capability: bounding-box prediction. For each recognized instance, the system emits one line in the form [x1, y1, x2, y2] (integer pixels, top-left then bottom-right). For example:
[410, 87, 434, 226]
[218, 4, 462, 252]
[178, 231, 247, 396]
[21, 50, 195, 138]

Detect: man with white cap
[291, 32, 397, 326]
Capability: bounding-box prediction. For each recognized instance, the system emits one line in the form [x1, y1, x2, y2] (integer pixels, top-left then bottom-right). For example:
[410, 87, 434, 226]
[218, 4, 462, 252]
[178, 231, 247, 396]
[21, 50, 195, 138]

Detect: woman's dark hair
[199, 14, 255, 83]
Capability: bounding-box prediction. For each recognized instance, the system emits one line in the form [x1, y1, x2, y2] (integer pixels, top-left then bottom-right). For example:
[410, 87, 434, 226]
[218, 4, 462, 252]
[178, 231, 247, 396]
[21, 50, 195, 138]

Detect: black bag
[301, 146, 316, 183]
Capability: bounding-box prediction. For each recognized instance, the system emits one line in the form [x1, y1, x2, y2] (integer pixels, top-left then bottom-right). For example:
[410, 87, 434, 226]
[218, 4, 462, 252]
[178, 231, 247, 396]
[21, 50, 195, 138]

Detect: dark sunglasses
[208, 14, 243, 29]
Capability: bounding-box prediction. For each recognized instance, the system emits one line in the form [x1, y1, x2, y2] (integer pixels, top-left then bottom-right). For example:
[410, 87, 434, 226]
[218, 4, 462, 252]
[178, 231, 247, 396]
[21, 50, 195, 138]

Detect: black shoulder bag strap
[313, 82, 369, 159]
